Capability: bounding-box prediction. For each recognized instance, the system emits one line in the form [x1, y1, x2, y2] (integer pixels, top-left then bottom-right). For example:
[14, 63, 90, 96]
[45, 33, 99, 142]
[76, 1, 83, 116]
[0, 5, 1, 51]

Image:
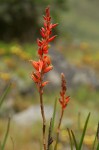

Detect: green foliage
[67, 113, 91, 150]
[1, 118, 11, 150]
[67, 128, 73, 150]
[0, 83, 11, 108]
[92, 127, 98, 150]
[51, 98, 57, 132]
[71, 130, 78, 150]
[0, 84, 11, 150]
[0, 0, 68, 41]
[78, 112, 90, 150]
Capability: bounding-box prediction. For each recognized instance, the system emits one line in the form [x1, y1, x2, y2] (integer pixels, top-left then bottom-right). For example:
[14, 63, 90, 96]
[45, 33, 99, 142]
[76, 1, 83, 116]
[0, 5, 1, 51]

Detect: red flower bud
[38, 60, 43, 72]
[31, 72, 41, 83]
[43, 66, 53, 73]
[30, 60, 39, 71]
[43, 15, 47, 20]
[38, 48, 43, 56]
[42, 81, 49, 87]
[41, 27, 45, 32]
[65, 96, 70, 104]
[43, 56, 51, 65]
[43, 45, 48, 53]
[40, 29, 45, 38]
[48, 35, 57, 42]
[37, 39, 43, 46]
[46, 7, 50, 17]
[52, 23, 58, 29]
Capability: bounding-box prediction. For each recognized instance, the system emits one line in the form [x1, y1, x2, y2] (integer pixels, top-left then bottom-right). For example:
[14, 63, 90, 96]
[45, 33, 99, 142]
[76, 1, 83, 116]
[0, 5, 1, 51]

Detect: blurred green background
[0, 0, 99, 149]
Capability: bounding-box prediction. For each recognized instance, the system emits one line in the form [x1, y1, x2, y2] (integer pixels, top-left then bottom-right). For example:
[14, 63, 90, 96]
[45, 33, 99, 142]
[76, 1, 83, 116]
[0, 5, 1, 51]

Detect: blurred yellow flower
[0, 72, 11, 81]
[82, 55, 93, 65]
[57, 143, 63, 150]
[80, 42, 89, 50]
[60, 130, 68, 142]
[10, 45, 29, 60]
[84, 135, 94, 146]
[4, 58, 16, 69]
[0, 48, 5, 55]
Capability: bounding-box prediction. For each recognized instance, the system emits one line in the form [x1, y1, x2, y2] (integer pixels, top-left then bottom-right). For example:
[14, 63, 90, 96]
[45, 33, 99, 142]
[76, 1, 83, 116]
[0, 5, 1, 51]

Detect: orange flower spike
[30, 8, 58, 150]
[37, 7, 57, 57]
[59, 73, 70, 110]
[31, 7, 57, 86]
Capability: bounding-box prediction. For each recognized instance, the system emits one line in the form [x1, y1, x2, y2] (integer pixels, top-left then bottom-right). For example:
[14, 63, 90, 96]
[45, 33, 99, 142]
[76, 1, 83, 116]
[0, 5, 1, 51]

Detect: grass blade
[0, 83, 11, 108]
[92, 130, 97, 150]
[1, 117, 11, 150]
[51, 98, 57, 132]
[78, 112, 90, 150]
[67, 128, 73, 150]
[71, 130, 78, 150]
[10, 137, 14, 150]
[47, 119, 53, 150]
[49, 98, 57, 150]
[78, 112, 81, 132]
[96, 142, 99, 150]
[96, 122, 99, 141]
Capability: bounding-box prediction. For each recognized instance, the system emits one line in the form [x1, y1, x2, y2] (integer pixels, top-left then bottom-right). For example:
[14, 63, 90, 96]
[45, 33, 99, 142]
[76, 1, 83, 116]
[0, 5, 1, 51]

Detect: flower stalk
[30, 7, 57, 150]
[54, 73, 70, 150]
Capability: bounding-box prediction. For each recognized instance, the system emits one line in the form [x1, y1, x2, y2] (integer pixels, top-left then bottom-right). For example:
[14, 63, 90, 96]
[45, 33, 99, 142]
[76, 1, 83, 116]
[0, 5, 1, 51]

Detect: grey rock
[12, 105, 53, 126]
[12, 105, 74, 127]
[47, 48, 99, 89]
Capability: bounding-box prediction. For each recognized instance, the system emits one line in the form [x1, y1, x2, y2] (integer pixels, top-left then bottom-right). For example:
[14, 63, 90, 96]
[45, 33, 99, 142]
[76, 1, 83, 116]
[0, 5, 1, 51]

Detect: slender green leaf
[39, 138, 43, 150]
[51, 98, 57, 132]
[96, 142, 99, 150]
[1, 117, 11, 150]
[0, 83, 11, 108]
[71, 130, 78, 150]
[78, 112, 81, 132]
[47, 119, 53, 150]
[50, 98, 57, 150]
[96, 122, 99, 141]
[10, 137, 14, 150]
[67, 128, 73, 150]
[78, 112, 90, 150]
[92, 130, 97, 150]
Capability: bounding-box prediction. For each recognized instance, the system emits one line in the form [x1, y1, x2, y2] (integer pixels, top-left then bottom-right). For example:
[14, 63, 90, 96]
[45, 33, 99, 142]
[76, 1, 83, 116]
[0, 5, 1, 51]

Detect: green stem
[39, 81, 46, 150]
[54, 109, 64, 150]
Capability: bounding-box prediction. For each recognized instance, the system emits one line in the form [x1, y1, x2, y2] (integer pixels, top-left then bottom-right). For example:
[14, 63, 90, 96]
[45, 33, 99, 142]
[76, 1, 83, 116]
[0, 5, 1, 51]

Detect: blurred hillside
[0, 0, 68, 42]
[59, 0, 99, 44]
[0, 0, 99, 43]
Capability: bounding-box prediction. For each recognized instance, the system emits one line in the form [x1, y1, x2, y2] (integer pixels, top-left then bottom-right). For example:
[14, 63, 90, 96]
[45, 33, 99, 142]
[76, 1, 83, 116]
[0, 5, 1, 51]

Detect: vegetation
[0, 0, 68, 41]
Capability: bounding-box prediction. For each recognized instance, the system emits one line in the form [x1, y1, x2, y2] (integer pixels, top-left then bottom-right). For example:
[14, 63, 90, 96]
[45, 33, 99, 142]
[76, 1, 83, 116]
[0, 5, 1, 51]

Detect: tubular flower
[30, 7, 57, 89]
[37, 7, 58, 57]
[59, 73, 70, 110]
[31, 71, 41, 83]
